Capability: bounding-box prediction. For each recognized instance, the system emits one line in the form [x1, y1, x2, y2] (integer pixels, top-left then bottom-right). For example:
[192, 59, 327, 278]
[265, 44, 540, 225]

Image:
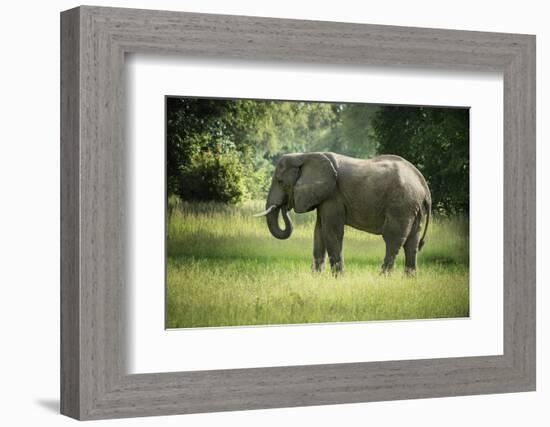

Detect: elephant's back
[370, 155, 431, 200]
[336, 154, 430, 233]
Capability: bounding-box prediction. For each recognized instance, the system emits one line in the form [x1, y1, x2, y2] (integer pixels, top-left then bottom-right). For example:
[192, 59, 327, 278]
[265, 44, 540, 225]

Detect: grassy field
[166, 200, 469, 328]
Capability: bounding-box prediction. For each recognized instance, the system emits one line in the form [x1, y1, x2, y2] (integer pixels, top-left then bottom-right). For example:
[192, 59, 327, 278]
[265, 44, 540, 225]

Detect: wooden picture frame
[60, 5, 536, 420]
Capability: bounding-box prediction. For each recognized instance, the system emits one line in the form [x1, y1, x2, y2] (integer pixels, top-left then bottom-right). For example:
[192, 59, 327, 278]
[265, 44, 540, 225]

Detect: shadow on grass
[168, 253, 467, 271]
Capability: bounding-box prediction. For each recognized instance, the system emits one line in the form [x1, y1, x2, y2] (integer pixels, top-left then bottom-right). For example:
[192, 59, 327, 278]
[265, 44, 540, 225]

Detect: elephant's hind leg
[381, 215, 412, 275]
[403, 214, 423, 276]
[381, 236, 405, 275]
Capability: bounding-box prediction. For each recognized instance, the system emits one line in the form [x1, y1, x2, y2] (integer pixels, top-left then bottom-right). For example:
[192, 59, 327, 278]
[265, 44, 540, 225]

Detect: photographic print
[166, 97, 469, 329]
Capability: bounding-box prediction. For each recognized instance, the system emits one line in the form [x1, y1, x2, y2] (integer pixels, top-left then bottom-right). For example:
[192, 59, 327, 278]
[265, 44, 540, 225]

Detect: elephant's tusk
[253, 205, 278, 217]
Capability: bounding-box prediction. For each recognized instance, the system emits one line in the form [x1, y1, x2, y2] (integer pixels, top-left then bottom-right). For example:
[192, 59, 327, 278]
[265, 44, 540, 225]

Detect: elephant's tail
[418, 198, 431, 251]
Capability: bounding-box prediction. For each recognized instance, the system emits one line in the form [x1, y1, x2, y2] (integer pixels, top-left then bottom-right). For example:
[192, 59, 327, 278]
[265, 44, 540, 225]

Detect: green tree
[180, 150, 247, 204]
[339, 104, 379, 158]
[371, 106, 469, 215]
[251, 101, 339, 155]
[166, 97, 273, 203]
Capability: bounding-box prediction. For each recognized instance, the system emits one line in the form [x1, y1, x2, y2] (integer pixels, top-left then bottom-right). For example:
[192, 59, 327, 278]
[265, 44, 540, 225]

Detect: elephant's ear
[293, 153, 338, 213]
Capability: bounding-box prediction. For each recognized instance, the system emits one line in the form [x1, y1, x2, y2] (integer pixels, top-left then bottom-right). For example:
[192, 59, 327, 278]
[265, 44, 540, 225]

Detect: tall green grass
[166, 200, 469, 328]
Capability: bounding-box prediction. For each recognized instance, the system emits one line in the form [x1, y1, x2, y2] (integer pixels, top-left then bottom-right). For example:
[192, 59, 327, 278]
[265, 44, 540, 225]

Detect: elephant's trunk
[266, 205, 293, 240]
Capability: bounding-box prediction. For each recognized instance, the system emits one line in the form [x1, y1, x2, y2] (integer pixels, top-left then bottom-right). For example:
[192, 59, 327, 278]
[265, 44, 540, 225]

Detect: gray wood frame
[60, 5, 536, 420]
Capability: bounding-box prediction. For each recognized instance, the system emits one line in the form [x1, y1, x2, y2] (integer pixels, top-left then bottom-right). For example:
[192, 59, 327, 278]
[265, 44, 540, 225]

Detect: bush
[177, 150, 247, 204]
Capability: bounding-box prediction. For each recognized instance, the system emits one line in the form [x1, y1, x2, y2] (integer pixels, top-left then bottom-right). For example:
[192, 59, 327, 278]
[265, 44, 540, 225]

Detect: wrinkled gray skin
[256, 152, 431, 276]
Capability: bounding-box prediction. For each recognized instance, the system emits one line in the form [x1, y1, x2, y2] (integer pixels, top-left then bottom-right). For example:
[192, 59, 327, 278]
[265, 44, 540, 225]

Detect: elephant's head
[254, 152, 338, 240]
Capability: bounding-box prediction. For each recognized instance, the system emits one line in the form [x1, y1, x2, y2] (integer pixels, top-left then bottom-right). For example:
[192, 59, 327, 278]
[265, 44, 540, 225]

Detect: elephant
[254, 152, 431, 276]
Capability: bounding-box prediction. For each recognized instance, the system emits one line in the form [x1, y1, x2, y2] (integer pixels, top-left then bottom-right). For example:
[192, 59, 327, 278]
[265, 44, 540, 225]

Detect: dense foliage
[166, 97, 268, 201]
[166, 97, 469, 214]
[372, 106, 469, 214]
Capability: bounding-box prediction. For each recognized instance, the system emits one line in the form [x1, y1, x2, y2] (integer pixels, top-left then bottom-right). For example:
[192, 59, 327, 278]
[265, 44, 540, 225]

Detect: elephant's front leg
[312, 211, 326, 272]
[319, 203, 345, 277]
